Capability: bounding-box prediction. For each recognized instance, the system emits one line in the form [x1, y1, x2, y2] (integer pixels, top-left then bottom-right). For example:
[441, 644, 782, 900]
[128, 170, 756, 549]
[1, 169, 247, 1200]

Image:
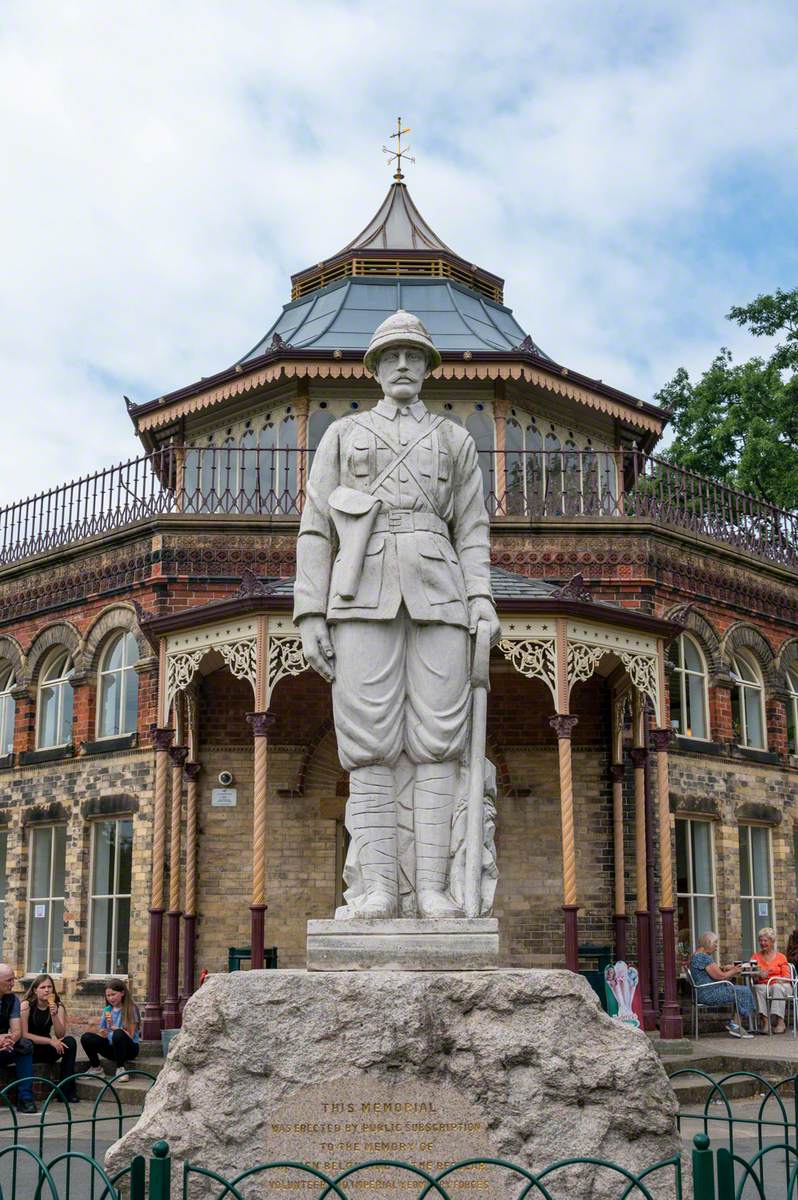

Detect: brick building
[1, 177, 797, 1039]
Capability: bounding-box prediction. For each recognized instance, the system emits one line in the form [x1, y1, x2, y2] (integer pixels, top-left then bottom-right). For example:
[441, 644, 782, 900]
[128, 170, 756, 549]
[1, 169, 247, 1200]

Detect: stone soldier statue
[294, 310, 500, 919]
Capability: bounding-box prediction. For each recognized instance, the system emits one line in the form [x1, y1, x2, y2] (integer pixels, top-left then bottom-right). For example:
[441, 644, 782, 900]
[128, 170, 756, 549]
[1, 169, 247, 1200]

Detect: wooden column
[163, 745, 188, 1029]
[630, 743, 656, 1030]
[143, 726, 174, 1040]
[493, 380, 508, 514]
[246, 711, 276, 967]
[643, 725, 660, 1016]
[609, 762, 627, 961]
[181, 761, 201, 1007]
[652, 727, 684, 1039]
[295, 379, 309, 512]
[550, 713, 580, 971]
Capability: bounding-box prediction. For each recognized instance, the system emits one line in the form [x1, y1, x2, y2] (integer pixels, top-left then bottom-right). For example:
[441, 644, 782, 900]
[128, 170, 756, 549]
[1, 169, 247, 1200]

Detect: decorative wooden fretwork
[267, 634, 309, 699]
[497, 637, 557, 700]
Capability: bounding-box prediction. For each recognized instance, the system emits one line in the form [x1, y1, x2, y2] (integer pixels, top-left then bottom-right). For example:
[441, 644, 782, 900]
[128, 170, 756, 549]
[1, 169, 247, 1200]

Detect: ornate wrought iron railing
[0, 446, 796, 568]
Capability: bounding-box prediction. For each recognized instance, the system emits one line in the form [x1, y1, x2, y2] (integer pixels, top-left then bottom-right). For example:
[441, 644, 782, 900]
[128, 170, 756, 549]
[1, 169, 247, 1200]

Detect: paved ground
[690, 1031, 798, 1062]
[681, 1098, 797, 1197]
[0, 1103, 140, 1198]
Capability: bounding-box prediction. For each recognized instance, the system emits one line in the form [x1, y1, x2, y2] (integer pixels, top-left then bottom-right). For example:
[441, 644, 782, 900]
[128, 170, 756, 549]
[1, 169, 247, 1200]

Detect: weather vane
[383, 117, 415, 181]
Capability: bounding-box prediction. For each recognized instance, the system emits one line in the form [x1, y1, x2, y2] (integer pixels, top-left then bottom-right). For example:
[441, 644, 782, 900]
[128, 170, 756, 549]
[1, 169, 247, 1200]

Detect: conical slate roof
[239, 278, 537, 361]
[337, 182, 454, 254]
[238, 179, 549, 364]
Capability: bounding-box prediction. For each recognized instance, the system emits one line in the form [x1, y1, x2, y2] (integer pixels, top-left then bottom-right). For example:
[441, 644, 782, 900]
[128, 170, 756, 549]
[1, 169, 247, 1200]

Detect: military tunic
[294, 398, 493, 771]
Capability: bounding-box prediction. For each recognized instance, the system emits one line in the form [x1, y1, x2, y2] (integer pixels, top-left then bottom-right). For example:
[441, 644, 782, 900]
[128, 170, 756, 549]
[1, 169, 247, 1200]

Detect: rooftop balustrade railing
[0, 445, 796, 569]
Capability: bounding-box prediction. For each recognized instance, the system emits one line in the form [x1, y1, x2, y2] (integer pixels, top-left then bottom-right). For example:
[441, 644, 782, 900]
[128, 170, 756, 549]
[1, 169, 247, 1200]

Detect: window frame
[730, 649, 767, 750]
[669, 633, 711, 741]
[36, 648, 74, 750]
[96, 632, 139, 740]
[675, 817, 717, 959]
[25, 824, 66, 975]
[86, 816, 133, 978]
[738, 823, 776, 954]
[786, 666, 798, 756]
[0, 662, 15, 757]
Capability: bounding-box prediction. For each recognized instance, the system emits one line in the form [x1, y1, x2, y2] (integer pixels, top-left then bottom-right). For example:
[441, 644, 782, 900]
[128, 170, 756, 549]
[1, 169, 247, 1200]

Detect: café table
[731, 963, 762, 1034]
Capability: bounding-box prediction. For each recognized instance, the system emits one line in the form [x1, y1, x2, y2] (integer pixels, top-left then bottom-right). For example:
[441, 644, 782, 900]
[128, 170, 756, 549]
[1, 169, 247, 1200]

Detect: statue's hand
[469, 597, 501, 646]
[299, 616, 336, 682]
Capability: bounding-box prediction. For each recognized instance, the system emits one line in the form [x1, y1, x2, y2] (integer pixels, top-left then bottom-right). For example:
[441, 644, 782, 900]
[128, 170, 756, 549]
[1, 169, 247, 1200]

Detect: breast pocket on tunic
[417, 443, 450, 484]
[348, 437, 373, 479]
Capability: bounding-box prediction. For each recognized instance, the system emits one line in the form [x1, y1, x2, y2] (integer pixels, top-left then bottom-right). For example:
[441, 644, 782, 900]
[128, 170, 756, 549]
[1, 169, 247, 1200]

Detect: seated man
[0, 964, 36, 1113]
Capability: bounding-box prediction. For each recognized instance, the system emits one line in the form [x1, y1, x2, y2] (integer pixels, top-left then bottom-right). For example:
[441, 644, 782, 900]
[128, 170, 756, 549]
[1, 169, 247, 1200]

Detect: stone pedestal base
[108, 968, 679, 1196]
[307, 918, 499, 970]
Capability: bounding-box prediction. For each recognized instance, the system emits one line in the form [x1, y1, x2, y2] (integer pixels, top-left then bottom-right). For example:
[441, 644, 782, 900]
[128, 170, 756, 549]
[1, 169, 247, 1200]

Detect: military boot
[414, 760, 461, 918]
[347, 764, 398, 918]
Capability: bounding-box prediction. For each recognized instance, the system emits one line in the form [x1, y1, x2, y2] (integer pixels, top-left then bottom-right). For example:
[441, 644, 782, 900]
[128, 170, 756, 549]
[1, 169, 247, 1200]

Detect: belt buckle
[387, 510, 413, 532]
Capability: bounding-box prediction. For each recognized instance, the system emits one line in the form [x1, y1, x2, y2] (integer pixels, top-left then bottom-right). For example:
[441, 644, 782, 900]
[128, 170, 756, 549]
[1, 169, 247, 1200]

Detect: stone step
[667, 1070, 792, 1104]
[666, 1056, 798, 1089]
[671, 1072, 781, 1105]
[74, 1076, 153, 1107]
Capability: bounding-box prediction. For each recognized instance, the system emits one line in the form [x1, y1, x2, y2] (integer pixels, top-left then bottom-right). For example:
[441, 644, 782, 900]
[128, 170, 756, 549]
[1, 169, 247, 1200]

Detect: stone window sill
[18, 745, 74, 766]
[82, 733, 138, 755]
[673, 736, 725, 757]
[733, 745, 780, 766]
[75, 976, 129, 996]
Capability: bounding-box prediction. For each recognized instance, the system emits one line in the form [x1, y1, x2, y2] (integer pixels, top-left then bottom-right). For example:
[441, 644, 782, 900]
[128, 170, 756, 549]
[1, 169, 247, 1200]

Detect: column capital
[247, 711, 277, 738]
[650, 727, 674, 753]
[184, 761, 202, 782]
[152, 726, 175, 752]
[609, 763, 625, 784]
[549, 713, 578, 739]
[169, 745, 189, 767]
[629, 746, 648, 769]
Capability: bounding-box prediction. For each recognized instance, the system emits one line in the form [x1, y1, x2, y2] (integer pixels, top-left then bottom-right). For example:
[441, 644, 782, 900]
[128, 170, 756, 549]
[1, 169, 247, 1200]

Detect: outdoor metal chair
[764, 962, 798, 1038]
[686, 967, 743, 1039]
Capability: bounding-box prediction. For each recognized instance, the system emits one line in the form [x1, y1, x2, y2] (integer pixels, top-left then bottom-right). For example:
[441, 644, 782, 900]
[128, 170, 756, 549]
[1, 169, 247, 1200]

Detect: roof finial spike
[382, 116, 415, 182]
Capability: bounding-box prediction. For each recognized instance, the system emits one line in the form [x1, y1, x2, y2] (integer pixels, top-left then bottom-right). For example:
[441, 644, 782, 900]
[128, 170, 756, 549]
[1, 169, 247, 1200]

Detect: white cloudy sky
[1, 0, 796, 503]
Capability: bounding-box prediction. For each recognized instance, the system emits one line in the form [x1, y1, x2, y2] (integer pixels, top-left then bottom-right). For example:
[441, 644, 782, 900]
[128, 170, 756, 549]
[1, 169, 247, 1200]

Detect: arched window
[279, 415, 298, 512]
[199, 434, 216, 508]
[668, 634, 709, 739]
[563, 437, 581, 516]
[466, 410, 494, 502]
[239, 427, 257, 509]
[544, 430, 562, 515]
[182, 446, 200, 510]
[37, 649, 74, 749]
[308, 410, 336, 453]
[786, 667, 798, 755]
[730, 650, 766, 749]
[97, 632, 139, 739]
[504, 418, 525, 515]
[0, 662, 15, 756]
[217, 435, 237, 505]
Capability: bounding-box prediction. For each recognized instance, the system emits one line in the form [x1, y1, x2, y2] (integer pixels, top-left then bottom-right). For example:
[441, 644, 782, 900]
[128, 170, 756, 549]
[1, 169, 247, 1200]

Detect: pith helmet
[363, 310, 442, 374]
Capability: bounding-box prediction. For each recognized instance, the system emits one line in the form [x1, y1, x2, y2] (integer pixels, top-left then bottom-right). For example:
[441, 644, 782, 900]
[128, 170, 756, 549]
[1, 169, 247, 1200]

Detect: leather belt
[373, 509, 449, 537]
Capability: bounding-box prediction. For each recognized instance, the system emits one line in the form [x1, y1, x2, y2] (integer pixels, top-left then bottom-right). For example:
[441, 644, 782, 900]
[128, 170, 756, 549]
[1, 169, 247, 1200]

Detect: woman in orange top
[751, 927, 792, 1033]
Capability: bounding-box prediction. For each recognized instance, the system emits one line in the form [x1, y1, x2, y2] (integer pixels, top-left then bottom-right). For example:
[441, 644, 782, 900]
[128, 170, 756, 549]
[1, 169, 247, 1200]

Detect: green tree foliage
[656, 288, 798, 510]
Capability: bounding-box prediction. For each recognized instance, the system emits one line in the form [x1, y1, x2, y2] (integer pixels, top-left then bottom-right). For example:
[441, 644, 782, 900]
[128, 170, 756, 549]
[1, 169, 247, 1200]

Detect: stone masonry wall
[0, 748, 154, 1025]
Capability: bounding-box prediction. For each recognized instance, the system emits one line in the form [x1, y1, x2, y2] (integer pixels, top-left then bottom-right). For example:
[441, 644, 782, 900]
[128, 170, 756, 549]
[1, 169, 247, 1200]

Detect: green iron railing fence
[4, 1128, 798, 1199]
[0, 1069, 155, 1200]
[3, 1072, 798, 1198]
[674, 1067, 798, 1198]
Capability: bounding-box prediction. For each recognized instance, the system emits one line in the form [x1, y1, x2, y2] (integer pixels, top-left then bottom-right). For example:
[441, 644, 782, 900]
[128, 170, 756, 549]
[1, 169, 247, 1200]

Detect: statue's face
[375, 344, 428, 403]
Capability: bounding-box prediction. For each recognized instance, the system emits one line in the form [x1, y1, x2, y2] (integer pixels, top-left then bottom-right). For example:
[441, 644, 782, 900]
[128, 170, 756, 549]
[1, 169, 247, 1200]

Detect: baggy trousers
[331, 610, 471, 898]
